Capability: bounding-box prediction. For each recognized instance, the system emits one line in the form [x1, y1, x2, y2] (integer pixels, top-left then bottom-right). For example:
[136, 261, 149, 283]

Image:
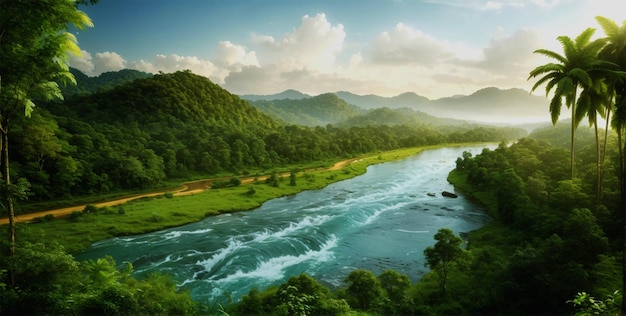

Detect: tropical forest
[1, 1, 626, 316]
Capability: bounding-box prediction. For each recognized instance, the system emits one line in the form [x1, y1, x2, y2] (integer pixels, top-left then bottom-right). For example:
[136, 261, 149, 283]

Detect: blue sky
[70, 0, 625, 99]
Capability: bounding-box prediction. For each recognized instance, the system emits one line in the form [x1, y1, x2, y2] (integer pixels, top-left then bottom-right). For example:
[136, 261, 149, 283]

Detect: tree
[343, 269, 384, 311]
[595, 16, 626, 314]
[529, 27, 607, 180]
[424, 228, 466, 295]
[0, 0, 93, 257]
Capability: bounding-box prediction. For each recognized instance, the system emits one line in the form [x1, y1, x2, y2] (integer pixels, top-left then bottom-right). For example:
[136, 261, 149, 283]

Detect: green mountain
[64, 68, 153, 96]
[338, 107, 472, 128]
[58, 70, 279, 129]
[249, 93, 363, 126]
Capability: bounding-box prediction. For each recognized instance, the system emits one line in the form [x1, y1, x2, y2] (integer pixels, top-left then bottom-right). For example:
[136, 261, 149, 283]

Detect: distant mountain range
[241, 87, 551, 126]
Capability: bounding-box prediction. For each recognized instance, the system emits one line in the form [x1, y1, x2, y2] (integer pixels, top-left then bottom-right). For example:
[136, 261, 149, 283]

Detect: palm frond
[557, 35, 576, 59]
[574, 27, 597, 47]
[569, 68, 593, 87]
[596, 16, 619, 38]
[550, 95, 563, 124]
[533, 49, 567, 64]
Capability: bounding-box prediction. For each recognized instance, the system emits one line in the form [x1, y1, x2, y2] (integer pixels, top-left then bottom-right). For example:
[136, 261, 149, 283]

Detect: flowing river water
[75, 145, 493, 305]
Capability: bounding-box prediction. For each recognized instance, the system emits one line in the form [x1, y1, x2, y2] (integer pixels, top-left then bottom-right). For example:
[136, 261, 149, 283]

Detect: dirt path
[0, 158, 359, 224]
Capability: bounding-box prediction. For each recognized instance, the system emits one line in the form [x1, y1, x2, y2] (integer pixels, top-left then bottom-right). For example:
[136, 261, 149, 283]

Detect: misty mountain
[338, 107, 474, 130]
[428, 87, 549, 123]
[240, 89, 312, 101]
[248, 93, 363, 126]
[242, 87, 551, 125]
[335, 91, 431, 109]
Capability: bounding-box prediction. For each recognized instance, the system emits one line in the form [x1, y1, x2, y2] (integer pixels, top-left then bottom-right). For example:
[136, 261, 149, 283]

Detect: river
[75, 145, 492, 305]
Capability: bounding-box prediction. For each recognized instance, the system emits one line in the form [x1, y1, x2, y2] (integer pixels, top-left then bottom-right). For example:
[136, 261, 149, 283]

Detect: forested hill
[338, 107, 473, 129]
[55, 70, 280, 129]
[63, 68, 153, 96]
[249, 93, 363, 126]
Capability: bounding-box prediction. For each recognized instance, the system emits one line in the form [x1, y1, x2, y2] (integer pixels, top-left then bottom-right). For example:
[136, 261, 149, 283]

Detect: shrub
[68, 211, 83, 222]
[148, 213, 163, 222]
[229, 177, 241, 187]
[83, 204, 99, 214]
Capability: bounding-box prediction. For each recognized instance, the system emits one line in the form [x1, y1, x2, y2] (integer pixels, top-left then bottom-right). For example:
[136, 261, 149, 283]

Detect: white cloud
[93, 51, 127, 73]
[69, 50, 95, 75]
[128, 54, 222, 81]
[252, 13, 346, 72]
[478, 28, 543, 73]
[217, 41, 260, 70]
[371, 23, 454, 66]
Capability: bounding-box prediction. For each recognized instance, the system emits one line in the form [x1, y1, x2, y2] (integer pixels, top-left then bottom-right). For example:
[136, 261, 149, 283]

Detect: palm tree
[575, 77, 610, 204]
[529, 27, 606, 180]
[595, 16, 626, 315]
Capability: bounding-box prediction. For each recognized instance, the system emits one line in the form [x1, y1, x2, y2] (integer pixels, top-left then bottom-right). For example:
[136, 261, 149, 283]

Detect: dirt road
[0, 158, 359, 224]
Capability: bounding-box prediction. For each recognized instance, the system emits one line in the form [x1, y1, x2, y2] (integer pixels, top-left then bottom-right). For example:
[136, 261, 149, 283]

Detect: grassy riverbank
[14, 143, 485, 253]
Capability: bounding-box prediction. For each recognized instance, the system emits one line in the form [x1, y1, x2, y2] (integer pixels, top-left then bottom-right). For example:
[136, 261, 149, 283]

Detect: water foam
[215, 234, 338, 284]
[364, 201, 411, 225]
[162, 228, 213, 240]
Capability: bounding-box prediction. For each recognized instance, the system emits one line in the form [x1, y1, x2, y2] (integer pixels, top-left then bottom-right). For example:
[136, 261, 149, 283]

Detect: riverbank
[4, 143, 488, 253]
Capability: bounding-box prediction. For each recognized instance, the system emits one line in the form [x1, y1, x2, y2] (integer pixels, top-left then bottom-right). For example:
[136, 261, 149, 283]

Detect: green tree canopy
[424, 228, 466, 295]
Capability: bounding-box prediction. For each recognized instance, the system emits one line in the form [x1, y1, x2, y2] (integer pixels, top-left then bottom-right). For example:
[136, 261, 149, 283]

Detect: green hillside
[250, 93, 363, 126]
[64, 68, 153, 96]
[59, 70, 279, 128]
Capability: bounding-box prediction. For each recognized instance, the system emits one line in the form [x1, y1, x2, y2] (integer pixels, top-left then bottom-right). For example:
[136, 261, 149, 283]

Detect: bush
[229, 177, 241, 187]
[68, 211, 83, 222]
[148, 213, 163, 222]
[83, 204, 99, 214]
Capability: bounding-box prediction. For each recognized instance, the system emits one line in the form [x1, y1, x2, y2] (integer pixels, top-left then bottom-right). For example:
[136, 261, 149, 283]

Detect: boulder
[441, 191, 458, 198]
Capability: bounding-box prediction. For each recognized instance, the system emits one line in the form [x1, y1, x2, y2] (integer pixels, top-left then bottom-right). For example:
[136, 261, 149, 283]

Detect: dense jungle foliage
[12, 70, 525, 208]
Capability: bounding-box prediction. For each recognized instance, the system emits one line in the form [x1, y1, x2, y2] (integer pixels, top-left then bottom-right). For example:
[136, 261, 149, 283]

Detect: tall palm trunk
[599, 106, 611, 204]
[570, 88, 577, 180]
[621, 132, 626, 316]
[594, 121, 601, 205]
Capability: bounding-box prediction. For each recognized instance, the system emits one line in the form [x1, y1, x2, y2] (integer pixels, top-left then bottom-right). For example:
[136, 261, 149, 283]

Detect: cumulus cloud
[129, 54, 222, 81]
[93, 51, 127, 73]
[251, 13, 346, 72]
[217, 41, 259, 70]
[475, 27, 544, 81]
[69, 50, 95, 75]
[371, 23, 454, 66]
